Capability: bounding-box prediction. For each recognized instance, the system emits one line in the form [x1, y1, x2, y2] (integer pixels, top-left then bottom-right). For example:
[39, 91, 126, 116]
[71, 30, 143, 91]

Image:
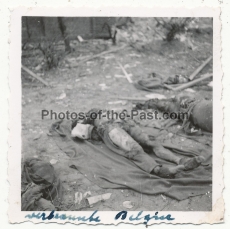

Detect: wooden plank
[21, 65, 50, 87]
[173, 73, 213, 91]
[70, 45, 128, 68]
[112, 96, 148, 101]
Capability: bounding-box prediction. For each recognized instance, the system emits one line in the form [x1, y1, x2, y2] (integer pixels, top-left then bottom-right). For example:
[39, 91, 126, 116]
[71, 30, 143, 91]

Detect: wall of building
[22, 17, 117, 42]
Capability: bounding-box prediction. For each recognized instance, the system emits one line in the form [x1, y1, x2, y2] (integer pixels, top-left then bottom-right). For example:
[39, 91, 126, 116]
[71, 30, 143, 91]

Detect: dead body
[71, 109, 204, 179]
[135, 96, 213, 133]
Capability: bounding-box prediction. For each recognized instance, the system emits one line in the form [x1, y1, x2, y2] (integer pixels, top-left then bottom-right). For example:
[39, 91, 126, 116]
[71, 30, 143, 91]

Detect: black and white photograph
[20, 16, 214, 213]
[6, 5, 225, 224]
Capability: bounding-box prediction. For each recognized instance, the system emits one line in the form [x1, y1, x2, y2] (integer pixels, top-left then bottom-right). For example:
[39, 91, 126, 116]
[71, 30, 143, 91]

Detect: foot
[153, 165, 184, 179]
[179, 156, 205, 171]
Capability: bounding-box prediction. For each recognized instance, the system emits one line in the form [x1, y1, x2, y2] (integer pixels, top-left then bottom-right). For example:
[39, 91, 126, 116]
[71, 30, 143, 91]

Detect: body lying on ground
[21, 157, 63, 211]
[71, 109, 205, 179]
[135, 96, 213, 134]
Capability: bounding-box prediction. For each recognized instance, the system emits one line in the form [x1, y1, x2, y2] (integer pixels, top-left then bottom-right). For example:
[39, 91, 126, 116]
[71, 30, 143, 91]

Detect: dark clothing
[97, 122, 159, 174]
[21, 158, 63, 211]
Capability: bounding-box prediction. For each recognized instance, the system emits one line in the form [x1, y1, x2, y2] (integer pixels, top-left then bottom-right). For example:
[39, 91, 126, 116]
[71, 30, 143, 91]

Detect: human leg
[124, 121, 204, 170]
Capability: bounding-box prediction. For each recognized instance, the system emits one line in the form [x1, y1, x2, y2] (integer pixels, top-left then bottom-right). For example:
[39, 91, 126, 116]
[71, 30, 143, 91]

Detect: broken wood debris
[116, 60, 133, 83]
[163, 83, 176, 90]
[173, 73, 213, 91]
[70, 45, 128, 68]
[145, 93, 166, 100]
[112, 96, 149, 101]
[21, 64, 50, 87]
[189, 56, 212, 81]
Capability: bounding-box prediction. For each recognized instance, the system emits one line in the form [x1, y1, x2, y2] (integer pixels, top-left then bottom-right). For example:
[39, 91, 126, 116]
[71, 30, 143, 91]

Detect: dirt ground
[21, 19, 213, 211]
